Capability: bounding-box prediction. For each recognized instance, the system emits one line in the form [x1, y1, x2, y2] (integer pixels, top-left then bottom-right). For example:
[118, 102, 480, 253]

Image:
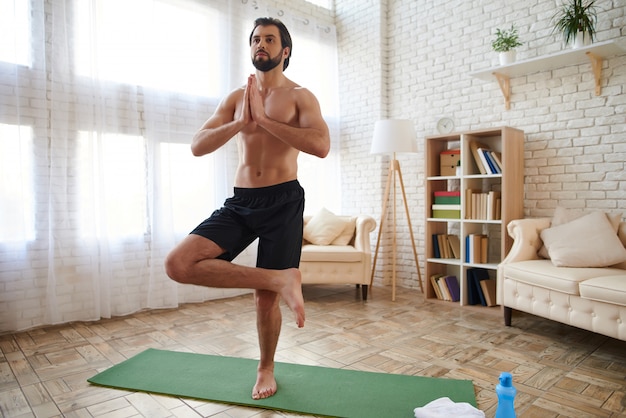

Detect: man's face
[250, 25, 286, 72]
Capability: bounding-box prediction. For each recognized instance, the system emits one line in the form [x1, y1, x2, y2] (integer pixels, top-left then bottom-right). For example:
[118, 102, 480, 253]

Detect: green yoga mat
[88, 348, 476, 418]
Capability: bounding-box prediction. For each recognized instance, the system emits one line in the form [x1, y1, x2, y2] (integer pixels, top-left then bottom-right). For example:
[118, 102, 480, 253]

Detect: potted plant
[491, 24, 523, 65]
[552, 0, 597, 48]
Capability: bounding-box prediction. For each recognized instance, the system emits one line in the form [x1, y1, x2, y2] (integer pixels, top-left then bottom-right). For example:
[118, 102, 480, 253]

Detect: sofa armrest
[354, 215, 376, 253]
[501, 218, 551, 264]
[497, 217, 550, 305]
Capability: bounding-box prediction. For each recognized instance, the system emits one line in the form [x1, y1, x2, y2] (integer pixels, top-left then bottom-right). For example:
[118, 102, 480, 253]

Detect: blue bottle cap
[499, 372, 513, 387]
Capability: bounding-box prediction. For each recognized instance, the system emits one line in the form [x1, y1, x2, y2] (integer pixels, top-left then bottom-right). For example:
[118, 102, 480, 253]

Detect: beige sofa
[497, 211, 626, 341]
[299, 212, 376, 300]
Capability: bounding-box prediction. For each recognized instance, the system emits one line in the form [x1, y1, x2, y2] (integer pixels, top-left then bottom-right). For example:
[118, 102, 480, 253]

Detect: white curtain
[0, 0, 340, 332]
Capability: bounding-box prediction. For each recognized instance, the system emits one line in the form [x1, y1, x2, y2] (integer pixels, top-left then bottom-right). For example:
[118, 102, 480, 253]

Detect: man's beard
[252, 51, 283, 72]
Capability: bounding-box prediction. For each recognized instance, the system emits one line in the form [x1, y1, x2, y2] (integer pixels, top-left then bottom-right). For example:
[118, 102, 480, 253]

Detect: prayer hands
[246, 75, 265, 124]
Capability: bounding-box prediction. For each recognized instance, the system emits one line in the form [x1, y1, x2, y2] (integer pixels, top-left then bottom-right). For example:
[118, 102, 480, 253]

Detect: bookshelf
[424, 127, 524, 306]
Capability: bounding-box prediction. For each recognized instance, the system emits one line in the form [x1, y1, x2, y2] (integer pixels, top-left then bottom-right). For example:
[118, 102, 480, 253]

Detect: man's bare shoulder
[213, 86, 245, 117]
[291, 85, 322, 108]
[281, 80, 317, 102]
[223, 85, 245, 103]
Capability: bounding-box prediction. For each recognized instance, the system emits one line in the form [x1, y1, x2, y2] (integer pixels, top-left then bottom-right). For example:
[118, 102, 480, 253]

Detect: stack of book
[431, 234, 461, 259]
[431, 190, 461, 219]
[469, 141, 503, 175]
[465, 234, 488, 264]
[466, 268, 497, 306]
[429, 274, 460, 302]
[464, 189, 501, 220]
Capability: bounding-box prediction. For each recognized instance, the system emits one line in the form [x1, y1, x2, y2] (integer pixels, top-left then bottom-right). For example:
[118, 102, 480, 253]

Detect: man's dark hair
[249, 17, 292, 70]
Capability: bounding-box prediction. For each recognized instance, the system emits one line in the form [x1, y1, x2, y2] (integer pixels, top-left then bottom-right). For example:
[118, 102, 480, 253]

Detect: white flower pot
[499, 50, 517, 66]
[572, 31, 592, 49]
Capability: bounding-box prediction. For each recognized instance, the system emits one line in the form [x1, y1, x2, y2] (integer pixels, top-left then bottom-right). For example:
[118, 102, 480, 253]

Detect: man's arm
[191, 88, 249, 157]
[248, 76, 330, 158]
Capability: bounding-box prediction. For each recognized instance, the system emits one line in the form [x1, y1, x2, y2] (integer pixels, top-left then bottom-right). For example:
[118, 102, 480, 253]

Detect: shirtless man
[164, 17, 330, 400]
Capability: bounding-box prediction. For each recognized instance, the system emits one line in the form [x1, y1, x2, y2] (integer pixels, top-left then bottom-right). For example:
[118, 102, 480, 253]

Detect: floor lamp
[369, 119, 423, 301]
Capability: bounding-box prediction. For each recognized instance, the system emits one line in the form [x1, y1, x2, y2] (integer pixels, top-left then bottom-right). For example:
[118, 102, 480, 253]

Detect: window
[159, 142, 217, 234]
[78, 132, 147, 238]
[75, 0, 221, 97]
[0, 124, 35, 241]
[0, 0, 30, 66]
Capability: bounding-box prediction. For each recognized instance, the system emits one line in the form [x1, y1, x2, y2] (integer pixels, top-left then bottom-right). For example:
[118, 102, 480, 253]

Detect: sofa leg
[504, 306, 512, 326]
[362, 285, 368, 300]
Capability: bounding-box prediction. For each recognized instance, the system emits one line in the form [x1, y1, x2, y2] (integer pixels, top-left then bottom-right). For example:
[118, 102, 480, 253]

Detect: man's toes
[252, 387, 275, 399]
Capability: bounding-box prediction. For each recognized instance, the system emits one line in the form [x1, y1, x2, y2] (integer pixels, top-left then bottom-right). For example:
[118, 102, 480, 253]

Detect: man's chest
[263, 91, 298, 124]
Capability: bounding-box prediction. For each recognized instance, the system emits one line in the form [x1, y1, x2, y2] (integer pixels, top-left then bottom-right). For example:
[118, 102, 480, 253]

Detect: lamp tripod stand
[370, 154, 423, 301]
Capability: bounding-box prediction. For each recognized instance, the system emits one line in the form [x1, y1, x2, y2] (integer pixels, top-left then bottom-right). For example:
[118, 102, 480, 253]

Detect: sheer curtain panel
[0, 0, 340, 332]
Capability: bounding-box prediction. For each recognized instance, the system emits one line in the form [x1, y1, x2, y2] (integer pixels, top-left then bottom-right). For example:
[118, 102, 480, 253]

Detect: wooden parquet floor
[1, 284, 625, 418]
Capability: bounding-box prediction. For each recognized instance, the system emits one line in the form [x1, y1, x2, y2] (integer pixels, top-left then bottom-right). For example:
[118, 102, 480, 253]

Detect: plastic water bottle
[495, 372, 516, 418]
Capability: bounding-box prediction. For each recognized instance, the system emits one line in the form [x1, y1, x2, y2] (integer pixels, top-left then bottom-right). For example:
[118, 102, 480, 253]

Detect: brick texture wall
[336, 0, 626, 290]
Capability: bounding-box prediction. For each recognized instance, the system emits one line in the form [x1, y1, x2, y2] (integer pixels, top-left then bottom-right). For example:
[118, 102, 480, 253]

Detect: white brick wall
[337, 0, 626, 290]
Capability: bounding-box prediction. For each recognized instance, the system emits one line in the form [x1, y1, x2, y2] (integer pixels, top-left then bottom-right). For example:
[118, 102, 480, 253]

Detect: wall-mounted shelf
[469, 40, 626, 109]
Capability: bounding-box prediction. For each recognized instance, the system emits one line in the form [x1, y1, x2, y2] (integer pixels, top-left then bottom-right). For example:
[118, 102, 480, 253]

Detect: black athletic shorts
[189, 180, 305, 269]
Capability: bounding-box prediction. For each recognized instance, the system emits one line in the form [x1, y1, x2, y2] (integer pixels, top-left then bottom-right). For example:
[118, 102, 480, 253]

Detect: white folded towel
[414, 397, 485, 418]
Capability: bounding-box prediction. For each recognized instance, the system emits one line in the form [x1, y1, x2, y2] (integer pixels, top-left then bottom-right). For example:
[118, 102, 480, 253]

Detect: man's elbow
[191, 142, 211, 157]
[190, 144, 202, 157]
[316, 138, 331, 158]
[319, 146, 330, 158]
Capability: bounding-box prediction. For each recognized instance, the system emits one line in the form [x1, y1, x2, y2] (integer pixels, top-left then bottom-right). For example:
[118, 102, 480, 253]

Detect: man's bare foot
[252, 368, 277, 399]
[279, 268, 305, 328]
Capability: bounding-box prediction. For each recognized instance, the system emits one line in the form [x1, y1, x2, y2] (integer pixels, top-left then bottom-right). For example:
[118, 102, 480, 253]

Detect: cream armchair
[299, 212, 376, 300]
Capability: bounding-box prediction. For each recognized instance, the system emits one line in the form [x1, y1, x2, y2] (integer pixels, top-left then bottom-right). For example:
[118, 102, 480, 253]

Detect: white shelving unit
[469, 40, 626, 109]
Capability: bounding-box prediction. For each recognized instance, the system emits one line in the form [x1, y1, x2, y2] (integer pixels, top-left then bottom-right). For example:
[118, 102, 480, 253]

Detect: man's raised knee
[164, 253, 188, 284]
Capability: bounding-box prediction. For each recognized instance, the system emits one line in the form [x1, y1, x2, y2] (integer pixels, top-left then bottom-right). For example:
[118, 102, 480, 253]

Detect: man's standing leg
[249, 180, 305, 400]
[252, 289, 281, 399]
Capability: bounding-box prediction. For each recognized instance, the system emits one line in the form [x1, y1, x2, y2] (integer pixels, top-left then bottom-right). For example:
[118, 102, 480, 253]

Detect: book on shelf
[478, 147, 500, 175]
[486, 191, 501, 220]
[477, 148, 493, 174]
[480, 235, 488, 264]
[432, 234, 441, 258]
[437, 276, 452, 301]
[432, 204, 461, 219]
[430, 274, 444, 300]
[434, 190, 461, 204]
[490, 151, 503, 173]
[447, 235, 461, 259]
[464, 189, 501, 220]
[471, 234, 482, 263]
[479, 279, 497, 306]
[469, 141, 489, 174]
[436, 234, 448, 258]
[444, 275, 460, 302]
[466, 268, 490, 306]
[465, 234, 488, 264]
[431, 234, 461, 259]
[429, 274, 461, 302]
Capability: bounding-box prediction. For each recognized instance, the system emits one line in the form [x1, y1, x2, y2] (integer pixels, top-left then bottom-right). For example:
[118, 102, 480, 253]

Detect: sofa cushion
[579, 275, 626, 307]
[300, 244, 363, 263]
[303, 208, 348, 245]
[331, 216, 357, 245]
[502, 259, 625, 296]
[538, 207, 622, 258]
[540, 211, 626, 267]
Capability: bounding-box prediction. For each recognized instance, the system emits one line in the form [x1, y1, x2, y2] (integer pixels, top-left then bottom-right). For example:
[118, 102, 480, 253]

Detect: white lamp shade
[370, 119, 417, 155]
